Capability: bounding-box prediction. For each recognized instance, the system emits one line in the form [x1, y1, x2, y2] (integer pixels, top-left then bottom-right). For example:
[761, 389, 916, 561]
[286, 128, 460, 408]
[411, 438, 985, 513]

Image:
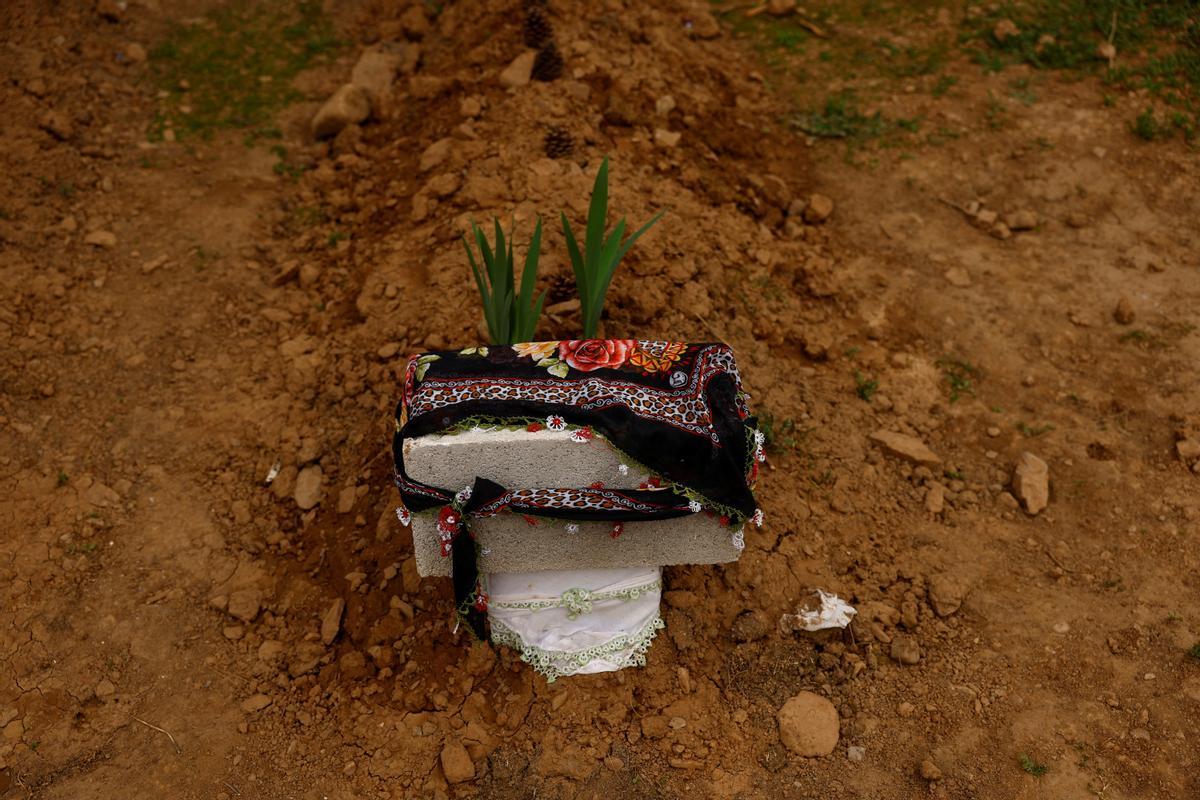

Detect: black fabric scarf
[391, 339, 762, 638]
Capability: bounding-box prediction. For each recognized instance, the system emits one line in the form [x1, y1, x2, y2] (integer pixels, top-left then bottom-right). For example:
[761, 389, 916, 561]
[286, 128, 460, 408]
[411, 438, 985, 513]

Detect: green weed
[1017, 421, 1056, 437]
[854, 371, 879, 401]
[1019, 753, 1048, 777]
[148, 1, 340, 142]
[793, 92, 918, 145]
[1187, 642, 1200, 660]
[56, 471, 69, 487]
[937, 357, 981, 402]
[932, 74, 959, 96]
[758, 411, 805, 454]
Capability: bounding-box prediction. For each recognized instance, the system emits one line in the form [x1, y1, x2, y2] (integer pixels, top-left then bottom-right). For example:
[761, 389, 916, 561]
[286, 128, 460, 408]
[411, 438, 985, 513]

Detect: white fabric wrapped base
[487, 567, 664, 682]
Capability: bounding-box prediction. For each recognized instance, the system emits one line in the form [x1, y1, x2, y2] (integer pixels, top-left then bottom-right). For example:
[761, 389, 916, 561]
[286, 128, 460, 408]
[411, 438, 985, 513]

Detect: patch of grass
[1017, 421, 1056, 437]
[964, 1, 1200, 140]
[937, 357, 981, 402]
[854, 370, 879, 401]
[56, 471, 69, 487]
[985, 96, 1010, 130]
[792, 91, 919, 147]
[1009, 76, 1039, 105]
[1187, 642, 1200, 660]
[758, 411, 806, 455]
[270, 144, 307, 180]
[932, 74, 959, 96]
[1019, 753, 1048, 777]
[148, 0, 340, 142]
[327, 230, 348, 248]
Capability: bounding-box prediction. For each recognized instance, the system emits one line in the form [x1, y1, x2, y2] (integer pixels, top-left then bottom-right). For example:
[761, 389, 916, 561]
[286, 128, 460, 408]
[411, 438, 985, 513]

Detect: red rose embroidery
[526, 422, 544, 432]
[557, 339, 637, 372]
[610, 522, 624, 539]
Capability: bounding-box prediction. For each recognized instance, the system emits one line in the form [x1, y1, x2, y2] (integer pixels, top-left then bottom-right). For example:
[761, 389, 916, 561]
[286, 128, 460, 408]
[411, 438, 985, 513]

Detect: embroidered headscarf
[392, 340, 763, 637]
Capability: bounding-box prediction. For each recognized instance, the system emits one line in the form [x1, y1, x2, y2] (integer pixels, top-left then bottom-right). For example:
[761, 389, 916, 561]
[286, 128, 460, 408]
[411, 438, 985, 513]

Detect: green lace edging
[424, 416, 754, 527]
[490, 613, 666, 683]
[488, 579, 662, 619]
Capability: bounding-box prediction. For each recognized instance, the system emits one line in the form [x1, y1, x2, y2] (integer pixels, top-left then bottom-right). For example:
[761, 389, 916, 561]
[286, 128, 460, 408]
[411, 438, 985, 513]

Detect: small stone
[441, 740, 476, 784]
[767, 0, 796, 15]
[654, 128, 681, 148]
[919, 759, 943, 781]
[350, 46, 404, 116]
[777, 691, 839, 757]
[337, 485, 357, 515]
[924, 484, 945, 514]
[419, 137, 453, 172]
[944, 266, 972, 287]
[803, 193, 835, 224]
[604, 756, 624, 771]
[227, 589, 261, 623]
[1096, 41, 1117, 62]
[847, 745, 865, 762]
[730, 609, 770, 642]
[1176, 439, 1200, 462]
[890, 636, 921, 665]
[499, 51, 536, 88]
[460, 96, 482, 117]
[38, 110, 73, 140]
[897, 702, 915, 718]
[1113, 297, 1135, 325]
[928, 574, 968, 617]
[310, 84, 370, 140]
[223, 625, 245, 640]
[294, 465, 324, 510]
[321, 598, 345, 645]
[124, 42, 147, 63]
[993, 18, 1020, 41]
[241, 694, 272, 712]
[1011, 452, 1049, 515]
[95, 679, 115, 698]
[987, 426, 1001, 437]
[1004, 209, 1038, 231]
[298, 262, 321, 289]
[869, 430, 941, 466]
[85, 230, 118, 248]
[1053, 621, 1070, 634]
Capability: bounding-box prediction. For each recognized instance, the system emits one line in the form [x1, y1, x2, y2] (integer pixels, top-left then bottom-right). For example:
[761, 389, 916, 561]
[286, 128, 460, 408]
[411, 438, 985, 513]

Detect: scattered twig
[134, 717, 181, 753]
[937, 196, 974, 217]
[1044, 546, 1074, 573]
[693, 312, 727, 344]
[224, 781, 242, 796]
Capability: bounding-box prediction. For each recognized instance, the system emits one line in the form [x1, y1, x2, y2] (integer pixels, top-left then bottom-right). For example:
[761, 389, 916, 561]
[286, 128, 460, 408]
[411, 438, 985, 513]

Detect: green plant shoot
[463, 217, 545, 344]
[561, 157, 665, 338]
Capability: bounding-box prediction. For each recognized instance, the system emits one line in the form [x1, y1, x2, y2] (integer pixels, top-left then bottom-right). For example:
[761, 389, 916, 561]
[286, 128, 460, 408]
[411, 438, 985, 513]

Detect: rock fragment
[1113, 297, 1135, 325]
[1011, 452, 1049, 515]
[869, 431, 941, 466]
[499, 51, 535, 88]
[441, 739, 475, 783]
[311, 84, 370, 140]
[321, 598, 345, 645]
[294, 464, 324, 510]
[777, 691, 839, 757]
[85, 230, 118, 248]
[890, 636, 921, 665]
[803, 193, 835, 224]
[927, 574, 968, 617]
[241, 694, 272, 712]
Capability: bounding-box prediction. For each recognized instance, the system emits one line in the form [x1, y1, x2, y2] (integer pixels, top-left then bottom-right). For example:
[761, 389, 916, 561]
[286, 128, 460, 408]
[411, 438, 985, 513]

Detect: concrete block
[411, 514, 740, 577]
[403, 428, 741, 577]
[403, 427, 652, 491]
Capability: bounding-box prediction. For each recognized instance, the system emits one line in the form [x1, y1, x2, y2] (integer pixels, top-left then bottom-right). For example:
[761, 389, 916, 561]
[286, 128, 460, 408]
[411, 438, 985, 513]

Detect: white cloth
[487, 566, 664, 682]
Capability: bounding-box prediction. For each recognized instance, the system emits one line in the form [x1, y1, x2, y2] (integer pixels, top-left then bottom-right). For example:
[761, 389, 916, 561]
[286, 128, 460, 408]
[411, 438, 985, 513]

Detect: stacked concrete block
[405, 428, 740, 577]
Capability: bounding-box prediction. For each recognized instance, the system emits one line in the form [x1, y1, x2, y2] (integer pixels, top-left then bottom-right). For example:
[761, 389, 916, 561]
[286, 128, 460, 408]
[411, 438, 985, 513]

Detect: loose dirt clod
[777, 692, 840, 757]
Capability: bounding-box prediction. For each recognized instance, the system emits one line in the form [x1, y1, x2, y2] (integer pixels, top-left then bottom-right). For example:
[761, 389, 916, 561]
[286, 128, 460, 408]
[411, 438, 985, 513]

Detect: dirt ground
[2, 1, 1198, 798]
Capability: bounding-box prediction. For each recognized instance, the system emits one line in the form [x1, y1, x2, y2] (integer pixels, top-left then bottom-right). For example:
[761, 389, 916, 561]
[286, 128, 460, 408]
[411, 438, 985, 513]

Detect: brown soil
[2, 1, 1198, 799]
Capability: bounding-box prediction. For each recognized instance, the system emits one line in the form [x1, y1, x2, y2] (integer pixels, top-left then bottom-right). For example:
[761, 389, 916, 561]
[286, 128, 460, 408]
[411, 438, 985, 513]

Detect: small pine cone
[531, 41, 563, 82]
[543, 126, 574, 159]
[523, 7, 553, 49]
